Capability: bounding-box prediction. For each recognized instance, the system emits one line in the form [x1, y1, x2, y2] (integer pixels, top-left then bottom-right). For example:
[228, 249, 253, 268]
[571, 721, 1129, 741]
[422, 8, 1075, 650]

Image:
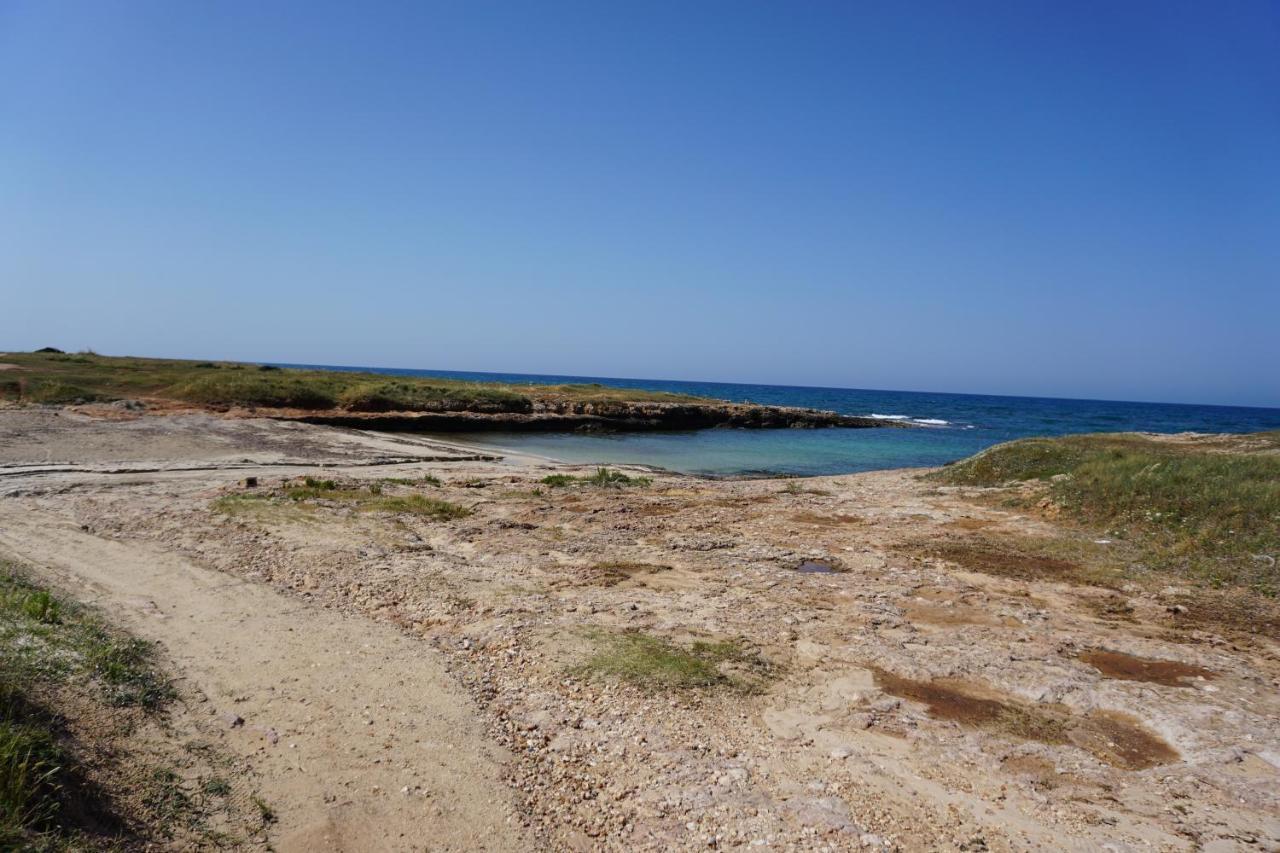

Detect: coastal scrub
[936, 432, 1280, 592]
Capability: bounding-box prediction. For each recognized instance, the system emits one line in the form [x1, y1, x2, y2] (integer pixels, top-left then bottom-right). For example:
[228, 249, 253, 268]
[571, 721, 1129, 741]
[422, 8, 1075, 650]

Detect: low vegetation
[0, 351, 710, 411]
[1, 570, 172, 711]
[935, 432, 1280, 593]
[577, 632, 774, 693]
[214, 476, 471, 521]
[1, 560, 220, 845]
[587, 561, 672, 586]
[541, 468, 653, 488]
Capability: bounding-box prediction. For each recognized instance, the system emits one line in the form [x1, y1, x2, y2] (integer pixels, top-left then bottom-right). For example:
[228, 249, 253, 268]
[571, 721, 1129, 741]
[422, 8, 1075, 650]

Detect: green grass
[381, 474, 442, 487]
[0, 690, 65, 846]
[336, 380, 530, 413]
[936, 432, 1280, 593]
[171, 372, 341, 409]
[576, 632, 774, 692]
[201, 777, 231, 798]
[1, 570, 173, 710]
[0, 351, 711, 411]
[214, 477, 471, 521]
[1, 564, 176, 846]
[209, 493, 277, 516]
[540, 468, 653, 489]
[363, 494, 471, 519]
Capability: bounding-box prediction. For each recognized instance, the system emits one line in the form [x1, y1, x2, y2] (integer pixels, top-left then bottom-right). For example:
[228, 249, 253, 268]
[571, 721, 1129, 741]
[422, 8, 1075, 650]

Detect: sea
[277, 364, 1280, 477]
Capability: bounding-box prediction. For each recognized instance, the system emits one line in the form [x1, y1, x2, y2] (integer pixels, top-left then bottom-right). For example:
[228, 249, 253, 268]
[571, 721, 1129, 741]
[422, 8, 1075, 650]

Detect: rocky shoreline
[290, 400, 913, 433]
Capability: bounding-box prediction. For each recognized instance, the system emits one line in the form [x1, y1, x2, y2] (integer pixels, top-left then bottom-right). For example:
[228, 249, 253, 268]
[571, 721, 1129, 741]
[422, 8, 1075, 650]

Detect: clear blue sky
[2, 1, 1278, 407]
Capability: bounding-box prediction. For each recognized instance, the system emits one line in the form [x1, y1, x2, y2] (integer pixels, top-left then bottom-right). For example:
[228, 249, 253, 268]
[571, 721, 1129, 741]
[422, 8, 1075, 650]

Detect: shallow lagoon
[283, 363, 1280, 476]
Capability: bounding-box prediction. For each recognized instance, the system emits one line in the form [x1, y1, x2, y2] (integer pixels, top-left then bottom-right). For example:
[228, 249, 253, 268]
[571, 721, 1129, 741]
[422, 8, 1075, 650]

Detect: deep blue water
[276, 363, 1280, 477]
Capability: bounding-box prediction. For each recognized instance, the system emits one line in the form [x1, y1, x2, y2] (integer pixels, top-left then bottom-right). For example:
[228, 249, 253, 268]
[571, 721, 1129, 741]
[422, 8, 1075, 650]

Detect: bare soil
[2, 406, 1278, 851]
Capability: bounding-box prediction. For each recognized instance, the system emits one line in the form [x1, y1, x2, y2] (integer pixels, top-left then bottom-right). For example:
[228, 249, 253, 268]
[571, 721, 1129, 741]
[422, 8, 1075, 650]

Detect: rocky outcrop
[290, 401, 913, 433]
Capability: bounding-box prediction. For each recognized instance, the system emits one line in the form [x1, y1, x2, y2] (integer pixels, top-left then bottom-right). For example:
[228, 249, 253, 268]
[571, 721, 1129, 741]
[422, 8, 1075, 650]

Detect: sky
[1, 1, 1278, 408]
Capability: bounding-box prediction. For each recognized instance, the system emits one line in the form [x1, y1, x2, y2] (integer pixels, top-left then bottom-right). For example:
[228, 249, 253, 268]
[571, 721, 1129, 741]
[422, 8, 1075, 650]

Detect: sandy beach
[2, 405, 1277, 850]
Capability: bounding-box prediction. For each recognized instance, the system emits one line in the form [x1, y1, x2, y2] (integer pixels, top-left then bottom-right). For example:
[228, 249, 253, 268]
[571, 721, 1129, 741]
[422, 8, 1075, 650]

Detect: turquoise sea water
[279, 364, 1280, 477]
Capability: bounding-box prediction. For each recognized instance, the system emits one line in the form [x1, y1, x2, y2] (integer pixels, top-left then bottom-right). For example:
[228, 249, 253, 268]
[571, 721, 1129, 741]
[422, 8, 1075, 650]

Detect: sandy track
[0, 503, 528, 852]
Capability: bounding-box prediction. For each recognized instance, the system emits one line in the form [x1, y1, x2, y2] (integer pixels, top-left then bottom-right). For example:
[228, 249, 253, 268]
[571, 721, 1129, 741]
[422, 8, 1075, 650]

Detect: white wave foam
[912, 418, 949, 426]
[869, 413, 910, 420]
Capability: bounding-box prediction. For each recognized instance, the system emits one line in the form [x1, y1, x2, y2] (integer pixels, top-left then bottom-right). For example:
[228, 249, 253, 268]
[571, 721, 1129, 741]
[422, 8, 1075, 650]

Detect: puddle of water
[1080, 649, 1215, 687]
[872, 669, 1179, 770]
[797, 561, 838, 574]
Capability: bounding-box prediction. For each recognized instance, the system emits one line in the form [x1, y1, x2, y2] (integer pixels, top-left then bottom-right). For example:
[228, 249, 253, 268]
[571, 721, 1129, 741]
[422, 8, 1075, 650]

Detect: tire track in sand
[0, 504, 528, 852]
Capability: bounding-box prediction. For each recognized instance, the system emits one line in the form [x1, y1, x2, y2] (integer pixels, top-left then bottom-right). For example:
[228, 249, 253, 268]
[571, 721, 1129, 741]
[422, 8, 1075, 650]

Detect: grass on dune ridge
[935, 432, 1280, 593]
[0, 351, 712, 411]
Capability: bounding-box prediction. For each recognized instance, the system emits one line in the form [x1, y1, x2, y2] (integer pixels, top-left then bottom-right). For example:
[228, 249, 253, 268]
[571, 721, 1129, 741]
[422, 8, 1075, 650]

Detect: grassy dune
[0, 351, 710, 411]
[936, 432, 1280, 593]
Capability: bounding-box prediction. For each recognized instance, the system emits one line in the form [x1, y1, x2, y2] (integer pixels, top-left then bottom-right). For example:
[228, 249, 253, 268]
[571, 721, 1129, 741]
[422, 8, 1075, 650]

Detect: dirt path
[0, 502, 528, 852]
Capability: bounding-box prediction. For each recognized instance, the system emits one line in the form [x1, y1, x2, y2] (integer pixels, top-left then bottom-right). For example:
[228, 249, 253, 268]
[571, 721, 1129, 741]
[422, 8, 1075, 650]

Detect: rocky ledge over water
[290, 400, 913, 433]
[285, 399, 911, 432]
[0, 352, 914, 434]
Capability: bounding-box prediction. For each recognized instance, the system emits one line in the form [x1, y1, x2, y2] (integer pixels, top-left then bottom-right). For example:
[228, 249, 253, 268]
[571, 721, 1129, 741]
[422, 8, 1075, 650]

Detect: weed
[1, 567, 174, 710]
[209, 493, 272, 515]
[201, 777, 231, 797]
[586, 467, 652, 487]
[144, 767, 194, 832]
[577, 632, 773, 692]
[0, 564, 190, 846]
[0, 694, 65, 844]
[382, 474, 441, 487]
[217, 480, 470, 522]
[541, 468, 652, 489]
[364, 495, 471, 520]
[251, 795, 276, 825]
